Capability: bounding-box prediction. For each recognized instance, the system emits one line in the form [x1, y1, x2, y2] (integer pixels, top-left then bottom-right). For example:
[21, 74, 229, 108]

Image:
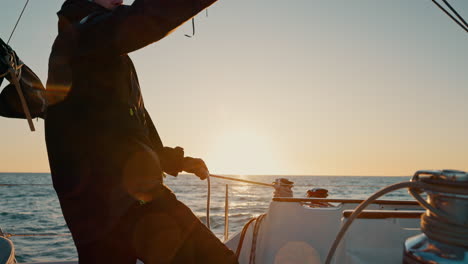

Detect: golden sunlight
[205, 128, 281, 175]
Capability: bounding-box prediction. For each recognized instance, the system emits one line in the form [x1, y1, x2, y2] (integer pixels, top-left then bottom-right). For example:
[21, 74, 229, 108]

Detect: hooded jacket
[43, 0, 217, 244]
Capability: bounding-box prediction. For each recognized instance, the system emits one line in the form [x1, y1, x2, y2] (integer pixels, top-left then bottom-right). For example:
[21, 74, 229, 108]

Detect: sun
[205, 128, 281, 175]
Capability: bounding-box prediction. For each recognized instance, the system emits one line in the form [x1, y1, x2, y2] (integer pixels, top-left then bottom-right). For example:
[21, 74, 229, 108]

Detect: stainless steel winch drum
[403, 170, 468, 264]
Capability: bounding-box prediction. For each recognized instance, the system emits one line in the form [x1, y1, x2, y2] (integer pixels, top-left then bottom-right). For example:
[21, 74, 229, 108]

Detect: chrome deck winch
[403, 170, 468, 264]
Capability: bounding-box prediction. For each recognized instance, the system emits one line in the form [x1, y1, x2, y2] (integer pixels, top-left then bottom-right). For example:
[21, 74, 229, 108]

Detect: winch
[403, 170, 468, 264]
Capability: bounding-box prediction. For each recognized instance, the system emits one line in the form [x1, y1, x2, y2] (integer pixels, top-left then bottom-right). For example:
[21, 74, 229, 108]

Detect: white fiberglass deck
[225, 198, 422, 264]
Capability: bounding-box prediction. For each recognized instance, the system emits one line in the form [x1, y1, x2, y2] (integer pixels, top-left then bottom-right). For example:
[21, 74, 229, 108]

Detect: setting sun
[205, 128, 283, 175]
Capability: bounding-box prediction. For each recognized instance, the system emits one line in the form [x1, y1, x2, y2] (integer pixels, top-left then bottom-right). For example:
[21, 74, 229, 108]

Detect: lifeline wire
[7, 0, 30, 44]
[6, 233, 70, 238]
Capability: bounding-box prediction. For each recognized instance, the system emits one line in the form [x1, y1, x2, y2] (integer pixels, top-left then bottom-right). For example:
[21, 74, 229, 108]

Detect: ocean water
[0, 173, 413, 263]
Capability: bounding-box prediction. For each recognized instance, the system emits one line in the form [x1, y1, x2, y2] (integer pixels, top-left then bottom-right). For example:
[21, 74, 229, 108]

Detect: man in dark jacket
[1, 0, 238, 263]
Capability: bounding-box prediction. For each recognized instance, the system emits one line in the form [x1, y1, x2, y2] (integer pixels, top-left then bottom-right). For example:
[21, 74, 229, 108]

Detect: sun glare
[206, 129, 281, 175]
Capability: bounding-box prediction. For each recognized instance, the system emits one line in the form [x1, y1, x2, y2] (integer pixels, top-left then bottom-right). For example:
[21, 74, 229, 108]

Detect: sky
[0, 0, 467, 176]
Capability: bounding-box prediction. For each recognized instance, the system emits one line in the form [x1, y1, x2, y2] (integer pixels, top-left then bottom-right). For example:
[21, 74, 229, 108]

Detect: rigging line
[431, 0, 468, 33]
[209, 174, 274, 187]
[7, 0, 30, 44]
[441, 0, 468, 28]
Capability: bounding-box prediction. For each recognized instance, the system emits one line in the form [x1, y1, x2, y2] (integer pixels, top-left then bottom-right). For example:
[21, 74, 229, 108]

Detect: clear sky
[0, 0, 467, 176]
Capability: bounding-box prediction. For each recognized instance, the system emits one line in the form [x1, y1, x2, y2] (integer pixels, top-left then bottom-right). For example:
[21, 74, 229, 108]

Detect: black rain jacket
[42, 0, 216, 245]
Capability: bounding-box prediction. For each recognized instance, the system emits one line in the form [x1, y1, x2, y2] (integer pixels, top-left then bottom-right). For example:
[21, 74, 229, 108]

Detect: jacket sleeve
[74, 0, 218, 58]
[144, 108, 185, 176]
[0, 65, 47, 119]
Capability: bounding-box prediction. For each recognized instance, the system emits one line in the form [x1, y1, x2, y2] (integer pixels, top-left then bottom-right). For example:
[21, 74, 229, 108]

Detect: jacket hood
[57, 0, 107, 24]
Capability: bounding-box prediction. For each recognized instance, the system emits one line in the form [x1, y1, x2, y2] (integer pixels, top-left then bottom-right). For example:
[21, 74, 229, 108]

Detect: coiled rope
[234, 214, 266, 262]
[235, 218, 257, 258]
[324, 179, 468, 264]
[249, 213, 266, 264]
[420, 214, 468, 248]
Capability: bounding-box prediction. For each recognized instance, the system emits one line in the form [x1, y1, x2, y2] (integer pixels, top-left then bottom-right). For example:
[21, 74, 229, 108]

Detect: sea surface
[0, 173, 413, 263]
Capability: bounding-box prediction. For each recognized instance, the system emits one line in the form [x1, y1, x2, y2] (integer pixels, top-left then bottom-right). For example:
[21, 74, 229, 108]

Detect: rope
[421, 214, 468, 247]
[233, 213, 267, 262]
[9, 69, 35, 131]
[324, 181, 415, 264]
[1, 0, 35, 131]
[235, 218, 257, 258]
[1, 175, 274, 188]
[249, 214, 266, 264]
[209, 174, 274, 188]
[431, 0, 468, 33]
[204, 174, 272, 230]
[7, 0, 30, 44]
[203, 174, 272, 235]
[0, 72, 11, 79]
[324, 180, 468, 264]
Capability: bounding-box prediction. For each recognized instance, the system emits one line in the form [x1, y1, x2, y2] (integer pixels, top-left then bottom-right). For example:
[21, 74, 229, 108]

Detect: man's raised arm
[74, 0, 218, 58]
